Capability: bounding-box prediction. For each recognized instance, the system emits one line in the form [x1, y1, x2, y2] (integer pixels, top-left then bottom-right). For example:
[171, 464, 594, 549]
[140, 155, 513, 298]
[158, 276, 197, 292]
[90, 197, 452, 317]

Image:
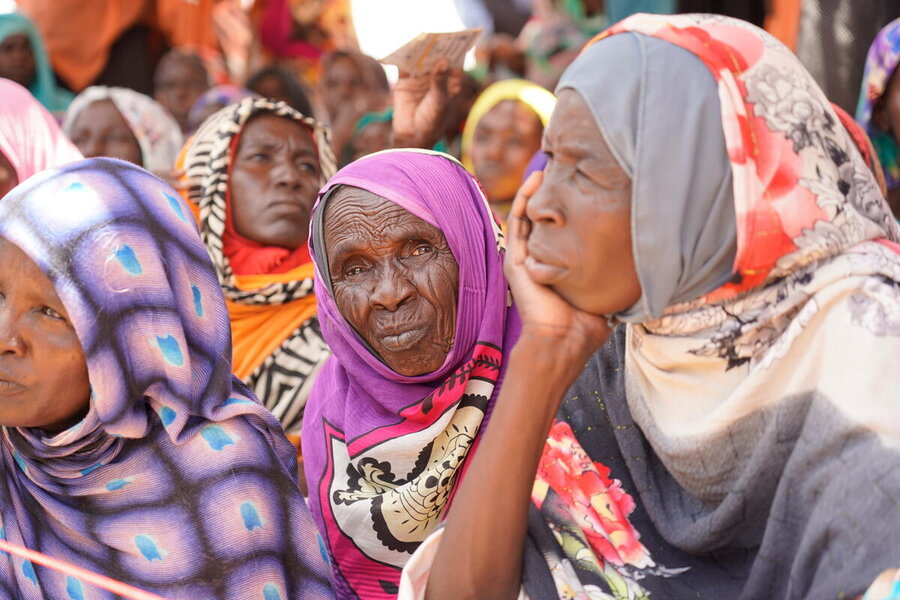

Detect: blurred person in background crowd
[187, 84, 258, 132]
[63, 86, 183, 177]
[858, 17, 900, 216]
[462, 79, 555, 221]
[341, 108, 393, 166]
[0, 79, 81, 198]
[154, 48, 214, 134]
[179, 98, 335, 490]
[13, 0, 152, 95]
[517, 0, 607, 90]
[0, 12, 72, 113]
[318, 49, 390, 159]
[247, 65, 315, 117]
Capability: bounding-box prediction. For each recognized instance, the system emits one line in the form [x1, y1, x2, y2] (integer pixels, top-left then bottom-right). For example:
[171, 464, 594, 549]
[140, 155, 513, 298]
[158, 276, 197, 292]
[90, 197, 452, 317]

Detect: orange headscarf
[176, 98, 336, 439]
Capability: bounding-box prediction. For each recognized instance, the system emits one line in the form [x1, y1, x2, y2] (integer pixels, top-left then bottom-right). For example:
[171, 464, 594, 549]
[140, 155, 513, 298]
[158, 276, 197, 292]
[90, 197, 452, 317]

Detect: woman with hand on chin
[404, 14, 900, 600]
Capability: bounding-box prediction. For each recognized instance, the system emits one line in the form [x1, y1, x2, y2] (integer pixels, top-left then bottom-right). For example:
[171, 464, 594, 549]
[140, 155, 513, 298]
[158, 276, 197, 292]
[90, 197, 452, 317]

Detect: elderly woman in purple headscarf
[301, 149, 521, 600]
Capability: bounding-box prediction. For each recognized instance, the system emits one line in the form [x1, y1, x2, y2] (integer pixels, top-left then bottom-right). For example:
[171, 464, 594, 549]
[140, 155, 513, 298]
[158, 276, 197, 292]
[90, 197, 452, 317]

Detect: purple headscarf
[302, 149, 520, 599]
[0, 158, 334, 600]
[856, 17, 900, 190]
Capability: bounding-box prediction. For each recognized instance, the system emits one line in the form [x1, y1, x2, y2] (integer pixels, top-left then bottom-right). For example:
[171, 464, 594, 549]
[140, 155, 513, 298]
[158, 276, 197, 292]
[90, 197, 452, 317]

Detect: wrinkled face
[154, 55, 209, 131]
[350, 121, 392, 162]
[471, 100, 543, 206]
[525, 89, 641, 316]
[322, 56, 365, 107]
[0, 33, 35, 88]
[874, 68, 900, 147]
[0, 150, 17, 198]
[230, 114, 321, 249]
[323, 188, 459, 376]
[69, 99, 143, 166]
[0, 238, 91, 432]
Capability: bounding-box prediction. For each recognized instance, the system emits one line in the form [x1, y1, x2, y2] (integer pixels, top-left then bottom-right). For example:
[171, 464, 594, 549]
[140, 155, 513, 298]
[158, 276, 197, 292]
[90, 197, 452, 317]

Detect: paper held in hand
[380, 28, 482, 77]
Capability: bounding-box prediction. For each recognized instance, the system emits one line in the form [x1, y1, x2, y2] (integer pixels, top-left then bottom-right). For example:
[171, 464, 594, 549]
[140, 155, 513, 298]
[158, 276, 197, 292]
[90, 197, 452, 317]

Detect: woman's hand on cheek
[505, 171, 611, 369]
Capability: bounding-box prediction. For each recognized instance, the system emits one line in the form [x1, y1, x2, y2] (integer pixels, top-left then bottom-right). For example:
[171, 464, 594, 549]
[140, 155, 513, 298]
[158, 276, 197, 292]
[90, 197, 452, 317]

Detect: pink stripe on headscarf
[0, 79, 82, 187]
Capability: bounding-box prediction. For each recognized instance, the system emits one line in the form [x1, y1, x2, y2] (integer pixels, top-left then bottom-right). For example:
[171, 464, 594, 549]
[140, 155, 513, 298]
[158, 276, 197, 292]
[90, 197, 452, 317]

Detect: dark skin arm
[425, 172, 611, 600]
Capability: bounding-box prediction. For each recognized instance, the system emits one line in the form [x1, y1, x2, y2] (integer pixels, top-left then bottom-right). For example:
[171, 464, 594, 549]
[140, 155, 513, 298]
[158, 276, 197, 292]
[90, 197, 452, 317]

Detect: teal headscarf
[0, 13, 73, 114]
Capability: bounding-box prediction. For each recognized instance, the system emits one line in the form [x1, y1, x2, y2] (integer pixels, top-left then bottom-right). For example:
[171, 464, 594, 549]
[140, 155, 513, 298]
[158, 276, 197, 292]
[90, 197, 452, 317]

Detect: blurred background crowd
[1, 0, 900, 213]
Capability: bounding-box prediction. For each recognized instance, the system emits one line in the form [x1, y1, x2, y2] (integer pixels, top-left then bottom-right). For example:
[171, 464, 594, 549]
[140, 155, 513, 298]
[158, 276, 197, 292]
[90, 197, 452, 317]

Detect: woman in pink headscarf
[0, 79, 81, 198]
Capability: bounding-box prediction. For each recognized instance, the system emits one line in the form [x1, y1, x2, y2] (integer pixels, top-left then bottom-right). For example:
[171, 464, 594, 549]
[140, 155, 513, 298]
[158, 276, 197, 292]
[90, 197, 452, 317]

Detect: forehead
[0, 237, 55, 292]
[238, 114, 315, 148]
[0, 33, 29, 48]
[323, 189, 438, 243]
[545, 89, 613, 154]
[157, 55, 206, 81]
[477, 100, 542, 133]
[77, 98, 128, 127]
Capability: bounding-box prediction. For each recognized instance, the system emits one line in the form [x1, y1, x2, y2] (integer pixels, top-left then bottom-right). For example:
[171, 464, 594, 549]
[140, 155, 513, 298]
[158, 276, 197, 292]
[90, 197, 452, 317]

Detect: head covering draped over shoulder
[179, 97, 336, 436]
[303, 149, 521, 599]
[0, 158, 334, 600]
[62, 86, 184, 174]
[856, 17, 900, 191]
[460, 79, 556, 172]
[509, 15, 900, 600]
[0, 79, 81, 187]
[0, 13, 73, 113]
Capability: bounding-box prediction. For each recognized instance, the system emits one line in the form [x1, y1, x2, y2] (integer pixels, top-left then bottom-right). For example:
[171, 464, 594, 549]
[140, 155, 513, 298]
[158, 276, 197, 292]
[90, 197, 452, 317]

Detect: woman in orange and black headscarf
[179, 97, 335, 477]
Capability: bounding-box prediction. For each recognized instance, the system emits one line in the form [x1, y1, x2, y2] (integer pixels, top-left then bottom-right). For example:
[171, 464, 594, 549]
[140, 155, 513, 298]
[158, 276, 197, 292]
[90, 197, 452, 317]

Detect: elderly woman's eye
[41, 306, 64, 320]
[411, 244, 434, 257]
[298, 161, 319, 174]
[345, 265, 367, 277]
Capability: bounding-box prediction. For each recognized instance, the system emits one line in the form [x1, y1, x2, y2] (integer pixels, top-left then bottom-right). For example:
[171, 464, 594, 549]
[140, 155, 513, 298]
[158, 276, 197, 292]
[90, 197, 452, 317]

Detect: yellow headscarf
[461, 79, 557, 171]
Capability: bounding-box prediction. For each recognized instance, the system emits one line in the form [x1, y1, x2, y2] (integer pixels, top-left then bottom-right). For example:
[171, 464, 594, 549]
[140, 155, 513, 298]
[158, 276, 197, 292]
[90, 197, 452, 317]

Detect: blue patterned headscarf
[0, 158, 335, 600]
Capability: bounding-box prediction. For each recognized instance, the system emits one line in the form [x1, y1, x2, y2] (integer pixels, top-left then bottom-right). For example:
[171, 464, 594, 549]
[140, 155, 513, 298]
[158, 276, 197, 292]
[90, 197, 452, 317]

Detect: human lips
[378, 326, 428, 352]
[525, 241, 569, 285]
[0, 376, 26, 396]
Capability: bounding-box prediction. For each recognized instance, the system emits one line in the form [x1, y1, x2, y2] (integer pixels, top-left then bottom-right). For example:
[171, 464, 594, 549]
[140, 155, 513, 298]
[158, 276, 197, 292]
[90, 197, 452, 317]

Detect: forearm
[425, 332, 588, 600]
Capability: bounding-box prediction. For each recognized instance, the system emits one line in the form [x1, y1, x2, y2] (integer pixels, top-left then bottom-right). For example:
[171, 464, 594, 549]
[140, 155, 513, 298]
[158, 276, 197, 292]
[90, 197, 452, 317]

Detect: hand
[505, 172, 611, 365]
[392, 59, 461, 149]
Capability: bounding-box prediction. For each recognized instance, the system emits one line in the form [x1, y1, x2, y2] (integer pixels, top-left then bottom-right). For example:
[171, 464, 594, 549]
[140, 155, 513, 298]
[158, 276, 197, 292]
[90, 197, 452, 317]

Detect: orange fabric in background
[228, 264, 319, 380]
[764, 0, 802, 52]
[16, 0, 146, 91]
[154, 0, 219, 51]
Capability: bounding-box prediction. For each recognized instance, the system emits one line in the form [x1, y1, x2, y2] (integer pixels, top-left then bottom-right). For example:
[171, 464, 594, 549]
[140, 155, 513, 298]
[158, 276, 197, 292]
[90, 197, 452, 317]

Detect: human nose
[369, 263, 415, 311]
[80, 135, 104, 159]
[0, 306, 25, 357]
[525, 176, 564, 226]
[272, 155, 303, 190]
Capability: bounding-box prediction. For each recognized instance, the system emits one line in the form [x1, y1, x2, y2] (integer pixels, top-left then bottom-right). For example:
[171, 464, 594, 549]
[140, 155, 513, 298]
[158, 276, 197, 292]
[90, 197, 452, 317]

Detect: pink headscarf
[0, 79, 82, 187]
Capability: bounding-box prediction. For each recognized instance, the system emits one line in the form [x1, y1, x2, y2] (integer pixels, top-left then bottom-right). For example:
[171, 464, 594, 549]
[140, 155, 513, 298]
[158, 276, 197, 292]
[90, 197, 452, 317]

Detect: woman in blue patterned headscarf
[0, 158, 335, 600]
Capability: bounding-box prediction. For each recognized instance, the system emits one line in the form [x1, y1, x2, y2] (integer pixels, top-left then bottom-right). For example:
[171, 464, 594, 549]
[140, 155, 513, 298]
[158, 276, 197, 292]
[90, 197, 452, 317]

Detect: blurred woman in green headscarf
[0, 13, 73, 114]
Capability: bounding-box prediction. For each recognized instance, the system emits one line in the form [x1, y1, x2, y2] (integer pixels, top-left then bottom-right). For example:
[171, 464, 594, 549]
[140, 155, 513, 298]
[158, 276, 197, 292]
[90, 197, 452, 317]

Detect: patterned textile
[180, 97, 336, 436]
[517, 14, 900, 599]
[0, 158, 335, 600]
[303, 149, 521, 599]
[0, 12, 73, 113]
[857, 17, 900, 191]
[0, 79, 82, 187]
[62, 86, 184, 174]
[187, 85, 257, 132]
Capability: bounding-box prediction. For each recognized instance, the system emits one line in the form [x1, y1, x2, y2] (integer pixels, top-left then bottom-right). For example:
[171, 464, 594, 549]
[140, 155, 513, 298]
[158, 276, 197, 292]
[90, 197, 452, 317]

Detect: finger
[430, 60, 450, 97]
[509, 170, 542, 221]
